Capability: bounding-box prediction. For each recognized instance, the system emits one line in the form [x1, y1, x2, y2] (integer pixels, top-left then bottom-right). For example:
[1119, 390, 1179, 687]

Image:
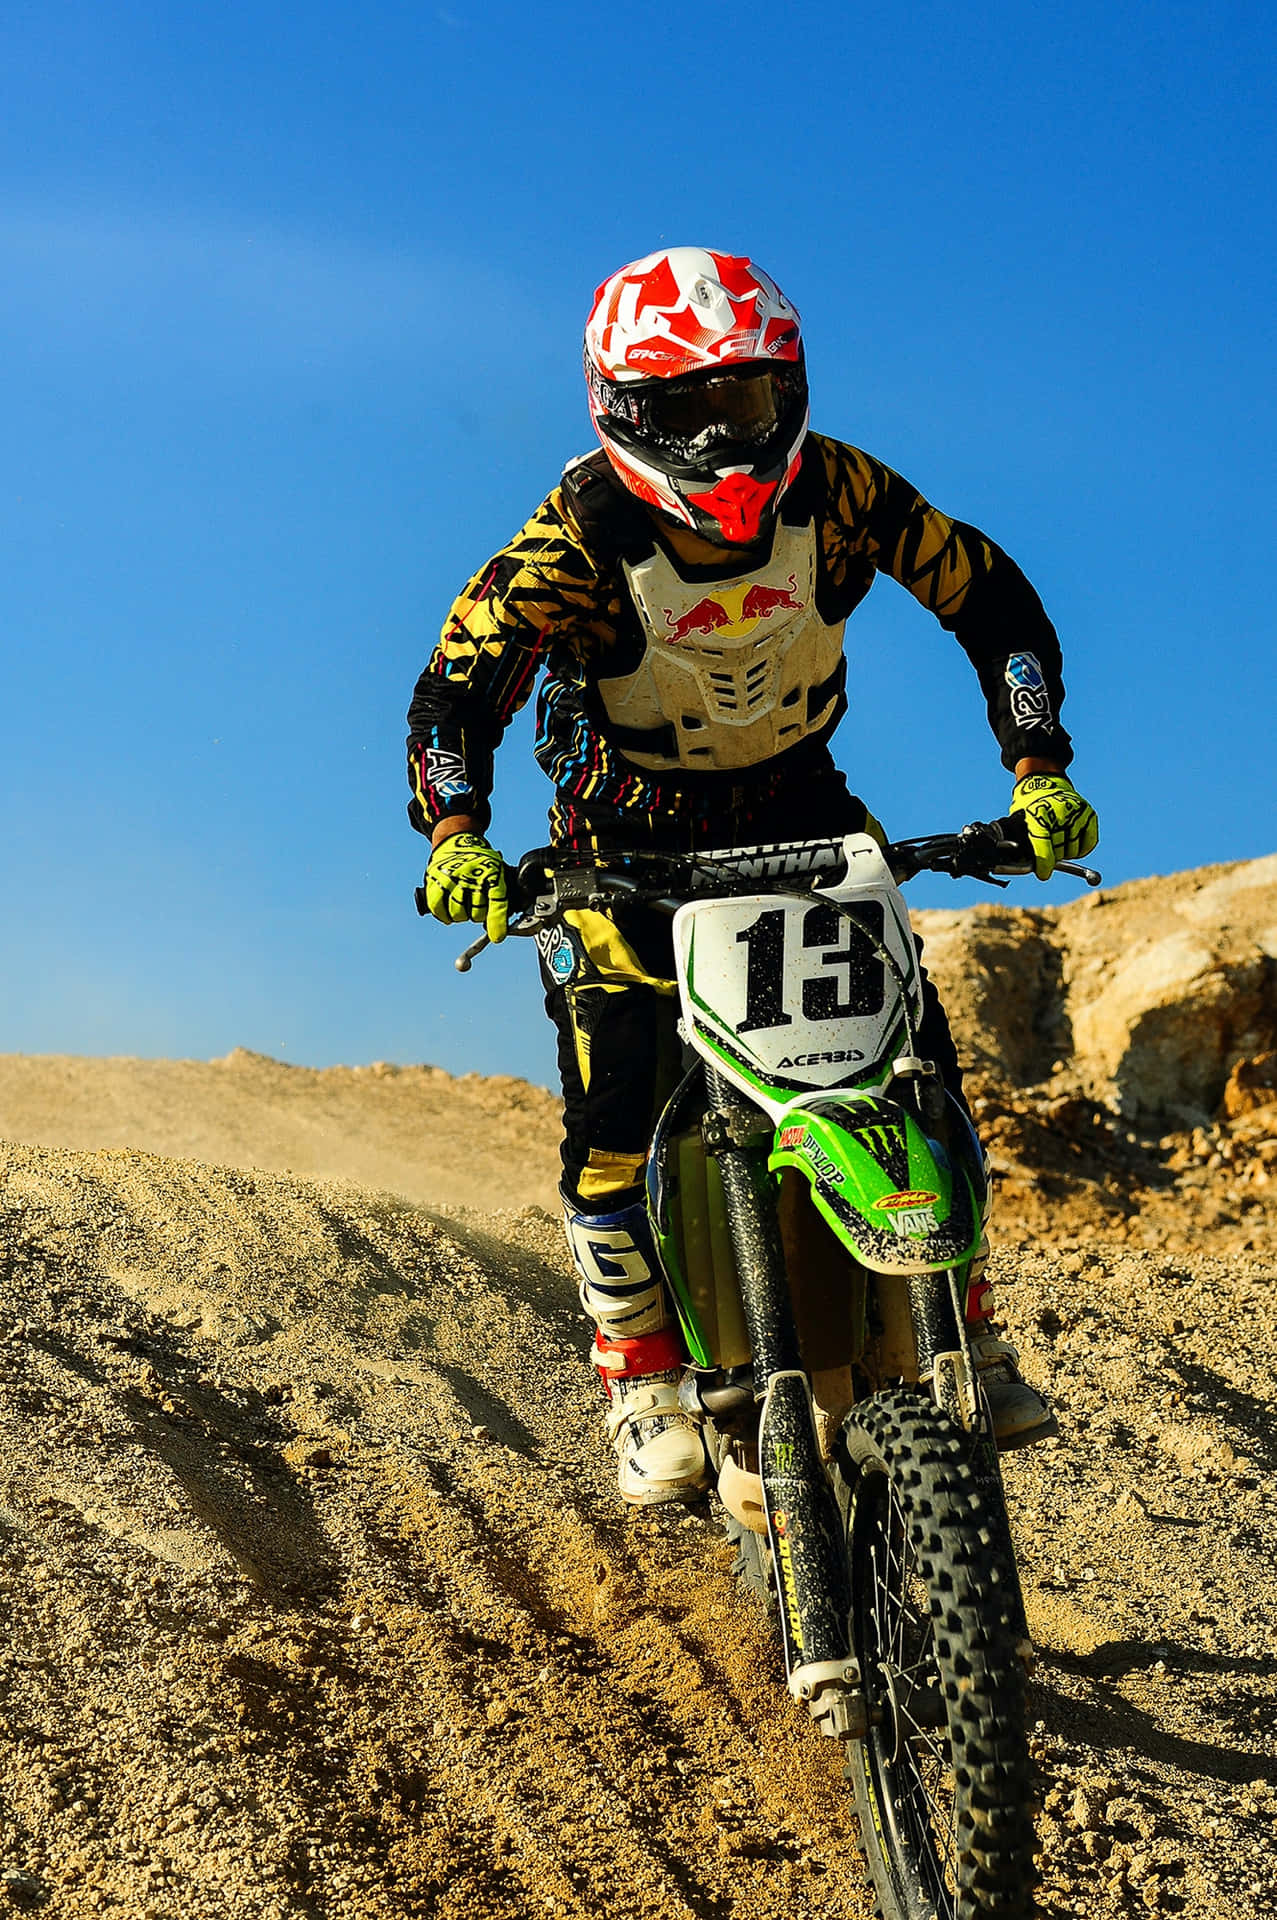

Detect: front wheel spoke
[898, 1718, 949, 1771]
[871, 1535, 903, 1657]
[909, 1785, 957, 1900]
[895, 1645, 937, 1690]
[886, 1501, 909, 1664]
[895, 1777, 955, 1903]
[898, 1740, 954, 1828]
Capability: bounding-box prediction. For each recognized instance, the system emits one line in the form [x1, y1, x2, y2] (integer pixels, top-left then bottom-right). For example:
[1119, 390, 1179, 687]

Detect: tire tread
[834, 1389, 1036, 1920]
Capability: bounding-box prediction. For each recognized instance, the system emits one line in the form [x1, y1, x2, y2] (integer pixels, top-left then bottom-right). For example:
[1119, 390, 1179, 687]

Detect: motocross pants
[539, 764, 972, 1213]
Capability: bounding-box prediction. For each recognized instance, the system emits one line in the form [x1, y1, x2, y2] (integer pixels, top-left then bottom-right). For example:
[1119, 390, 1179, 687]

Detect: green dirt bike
[437, 816, 1100, 1920]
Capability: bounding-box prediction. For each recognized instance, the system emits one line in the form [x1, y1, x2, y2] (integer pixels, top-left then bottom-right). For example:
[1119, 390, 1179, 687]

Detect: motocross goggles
[588, 359, 808, 472]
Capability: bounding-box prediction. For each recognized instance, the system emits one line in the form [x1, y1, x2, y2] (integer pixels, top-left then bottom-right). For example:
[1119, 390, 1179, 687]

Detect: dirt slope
[0, 1147, 880, 1920]
[0, 1050, 562, 1213]
[1, 1143, 1274, 1919]
[1, 853, 1275, 1918]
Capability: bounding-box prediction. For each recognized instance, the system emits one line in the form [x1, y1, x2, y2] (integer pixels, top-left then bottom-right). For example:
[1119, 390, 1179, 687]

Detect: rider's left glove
[425, 832, 509, 942]
[1009, 774, 1099, 881]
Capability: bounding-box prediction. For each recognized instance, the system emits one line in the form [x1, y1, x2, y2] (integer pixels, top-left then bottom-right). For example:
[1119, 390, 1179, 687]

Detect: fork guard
[767, 1090, 985, 1274]
[760, 1369, 859, 1703]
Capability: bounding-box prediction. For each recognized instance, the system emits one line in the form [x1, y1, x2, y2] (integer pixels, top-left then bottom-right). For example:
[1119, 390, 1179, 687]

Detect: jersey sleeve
[816, 438, 1074, 771]
[406, 487, 604, 835]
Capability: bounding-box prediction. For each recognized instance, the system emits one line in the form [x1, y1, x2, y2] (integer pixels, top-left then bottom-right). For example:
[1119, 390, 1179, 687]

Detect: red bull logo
[740, 579, 803, 621]
[662, 597, 734, 643]
[661, 573, 804, 645]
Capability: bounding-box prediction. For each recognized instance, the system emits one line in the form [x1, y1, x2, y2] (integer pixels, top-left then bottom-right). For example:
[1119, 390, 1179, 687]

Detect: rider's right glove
[1008, 774, 1099, 881]
[424, 832, 509, 942]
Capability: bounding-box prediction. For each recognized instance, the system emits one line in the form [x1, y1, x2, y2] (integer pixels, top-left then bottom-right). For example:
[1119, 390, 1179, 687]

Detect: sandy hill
[0, 854, 1274, 1918]
[0, 1051, 563, 1215]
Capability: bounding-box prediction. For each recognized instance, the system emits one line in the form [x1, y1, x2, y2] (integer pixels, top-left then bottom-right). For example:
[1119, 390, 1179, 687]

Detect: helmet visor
[641, 369, 782, 444]
[602, 363, 805, 465]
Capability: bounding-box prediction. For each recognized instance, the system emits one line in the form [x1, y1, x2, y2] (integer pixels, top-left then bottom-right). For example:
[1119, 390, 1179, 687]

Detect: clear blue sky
[2, 1, 1273, 1087]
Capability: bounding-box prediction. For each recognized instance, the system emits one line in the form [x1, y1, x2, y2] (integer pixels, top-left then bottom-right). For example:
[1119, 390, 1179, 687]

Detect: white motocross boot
[563, 1197, 709, 1506]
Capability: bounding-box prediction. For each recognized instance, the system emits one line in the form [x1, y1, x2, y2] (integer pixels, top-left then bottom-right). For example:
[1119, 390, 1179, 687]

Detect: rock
[1071, 1787, 1104, 1831]
[1071, 941, 1274, 1121]
[908, 908, 1066, 1086]
[1222, 1051, 1277, 1118]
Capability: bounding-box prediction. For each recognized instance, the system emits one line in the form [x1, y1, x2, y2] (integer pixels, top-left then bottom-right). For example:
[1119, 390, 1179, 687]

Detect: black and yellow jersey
[406, 434, 1073, 837]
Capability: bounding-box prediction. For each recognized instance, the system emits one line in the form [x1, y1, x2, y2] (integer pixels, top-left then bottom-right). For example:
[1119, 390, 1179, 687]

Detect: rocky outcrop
[916, 907, 1068, 1086]
[1066, 857, 1277, 1122]
[915, 852, 1277, 1125]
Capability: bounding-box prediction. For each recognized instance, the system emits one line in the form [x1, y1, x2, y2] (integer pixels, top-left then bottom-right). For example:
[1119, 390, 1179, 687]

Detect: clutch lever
[454, 932, 490, 973]
[414, 859, 538, 972]
[454, 900, 547, 972]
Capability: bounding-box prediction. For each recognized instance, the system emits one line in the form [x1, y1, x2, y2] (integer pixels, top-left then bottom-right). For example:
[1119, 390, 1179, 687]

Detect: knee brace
[562, 1194, 669, 1342]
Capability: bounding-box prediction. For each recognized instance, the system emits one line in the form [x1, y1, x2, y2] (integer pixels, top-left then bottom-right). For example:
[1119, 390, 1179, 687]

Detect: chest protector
[595, 520, 846, 773]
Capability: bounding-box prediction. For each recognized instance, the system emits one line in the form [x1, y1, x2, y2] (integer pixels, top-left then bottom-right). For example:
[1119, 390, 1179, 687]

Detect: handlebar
[422, 815, 1102, 972]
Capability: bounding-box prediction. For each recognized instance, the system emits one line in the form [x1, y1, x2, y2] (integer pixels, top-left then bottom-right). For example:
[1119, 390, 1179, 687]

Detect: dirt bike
[429, 816, 1101, 1920]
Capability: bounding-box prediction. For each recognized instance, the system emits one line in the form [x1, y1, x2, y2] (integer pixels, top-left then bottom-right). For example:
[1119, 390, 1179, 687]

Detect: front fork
[911, 1267, 1033, 1663]
[703, 1066, 866, 1740]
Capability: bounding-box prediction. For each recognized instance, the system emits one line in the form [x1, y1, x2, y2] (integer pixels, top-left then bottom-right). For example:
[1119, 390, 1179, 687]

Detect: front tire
[831, 1390, 1036, 1920]
[722, 1509, 776, 1616]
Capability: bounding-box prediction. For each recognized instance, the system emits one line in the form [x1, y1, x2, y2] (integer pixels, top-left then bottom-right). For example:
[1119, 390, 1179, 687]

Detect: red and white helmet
[584, 247, 809, 546]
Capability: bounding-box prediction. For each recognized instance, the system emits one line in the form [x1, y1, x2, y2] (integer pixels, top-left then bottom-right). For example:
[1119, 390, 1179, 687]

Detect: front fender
[768, 1092, 982, 1273]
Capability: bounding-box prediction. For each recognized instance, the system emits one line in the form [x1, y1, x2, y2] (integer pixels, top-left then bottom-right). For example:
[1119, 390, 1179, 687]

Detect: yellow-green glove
[425, 832, 508, 942]
[1009, 774, 1099, 881]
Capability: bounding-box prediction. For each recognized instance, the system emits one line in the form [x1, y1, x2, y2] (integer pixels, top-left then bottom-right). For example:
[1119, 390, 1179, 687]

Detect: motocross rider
[408, 247, 1099, 1506]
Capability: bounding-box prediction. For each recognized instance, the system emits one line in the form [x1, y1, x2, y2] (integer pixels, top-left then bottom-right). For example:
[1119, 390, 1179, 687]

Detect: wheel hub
[874, 1659, 945, 1762]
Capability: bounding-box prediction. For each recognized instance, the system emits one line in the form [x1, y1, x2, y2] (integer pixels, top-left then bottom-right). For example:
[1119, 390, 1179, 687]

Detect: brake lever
[983, 840, 1102, 887]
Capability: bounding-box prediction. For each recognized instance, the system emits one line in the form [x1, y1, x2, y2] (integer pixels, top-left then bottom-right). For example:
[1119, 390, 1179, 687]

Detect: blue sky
[1, 1, 1273, 1086]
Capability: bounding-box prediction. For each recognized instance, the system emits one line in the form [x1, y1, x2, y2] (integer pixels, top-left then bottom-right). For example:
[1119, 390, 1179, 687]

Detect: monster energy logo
[842, 1116, 911, 1190]
[852, 1123, 899, 1161]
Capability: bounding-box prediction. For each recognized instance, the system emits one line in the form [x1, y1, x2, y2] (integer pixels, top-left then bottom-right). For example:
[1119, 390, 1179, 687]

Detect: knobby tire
[832, 1390, 1036, 1920]
[723, 1509, 776, 1616]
